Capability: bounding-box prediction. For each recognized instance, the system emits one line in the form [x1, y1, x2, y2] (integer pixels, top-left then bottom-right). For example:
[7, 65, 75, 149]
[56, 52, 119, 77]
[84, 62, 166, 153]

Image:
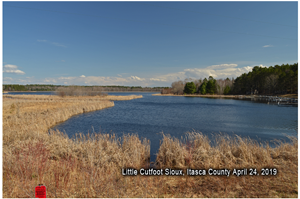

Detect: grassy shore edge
[3, 94, 298, 198]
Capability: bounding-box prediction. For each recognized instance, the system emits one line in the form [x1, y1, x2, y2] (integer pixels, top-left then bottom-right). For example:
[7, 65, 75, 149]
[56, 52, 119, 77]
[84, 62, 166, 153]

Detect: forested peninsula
[162, 63, 298, 96]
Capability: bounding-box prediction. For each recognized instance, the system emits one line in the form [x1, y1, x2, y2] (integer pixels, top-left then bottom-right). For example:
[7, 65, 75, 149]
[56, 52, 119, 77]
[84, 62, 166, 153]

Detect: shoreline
[3, 90, 40, 92]
[153, 93, 298, 99]
[3, 90, 160, 93]
[3, 94, 143, 148]
[152, 93, 239, 98]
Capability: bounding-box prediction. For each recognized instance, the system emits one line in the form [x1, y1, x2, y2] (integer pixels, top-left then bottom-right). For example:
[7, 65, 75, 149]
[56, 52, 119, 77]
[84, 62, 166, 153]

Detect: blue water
[50, 92, 298, 161]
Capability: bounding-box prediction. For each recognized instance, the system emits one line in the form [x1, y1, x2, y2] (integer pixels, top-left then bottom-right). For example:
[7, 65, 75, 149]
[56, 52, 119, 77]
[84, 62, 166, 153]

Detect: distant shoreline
[152, 93, 298, 99]
[4, 91, 160, 93]
[3, 91, 44, 92]
[152, 93, 250, 98]
[103, 91, 160, 93]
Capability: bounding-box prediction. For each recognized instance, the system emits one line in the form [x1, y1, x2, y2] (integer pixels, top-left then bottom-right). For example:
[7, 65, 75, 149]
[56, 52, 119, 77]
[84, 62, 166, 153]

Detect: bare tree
[171, 80, 185, 95]
[161, 88, 172, 94]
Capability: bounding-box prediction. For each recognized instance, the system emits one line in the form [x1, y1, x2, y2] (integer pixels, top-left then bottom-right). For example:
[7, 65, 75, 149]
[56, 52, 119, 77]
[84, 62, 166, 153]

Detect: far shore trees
[232, 63, 298, 95]
[167, 63, 298, 96]
[184, 82, 196, 94]
[171, 80, 185, 95]
[3, 84, 165, 92]
[198, 79, 207, 94]
[206, 76, 217, 94]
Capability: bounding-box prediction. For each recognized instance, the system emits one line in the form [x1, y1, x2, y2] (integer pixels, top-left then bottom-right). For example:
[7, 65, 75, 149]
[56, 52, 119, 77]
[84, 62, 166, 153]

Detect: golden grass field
[3, 94, 298, 198]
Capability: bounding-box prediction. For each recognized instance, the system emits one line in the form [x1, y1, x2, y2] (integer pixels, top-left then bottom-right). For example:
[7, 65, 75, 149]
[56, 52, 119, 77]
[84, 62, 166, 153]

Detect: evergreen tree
[223, 86, 231, 95]
[184, 82, 196, 94]
[199, 82, 207, 94]
[206, 76, 217, 94]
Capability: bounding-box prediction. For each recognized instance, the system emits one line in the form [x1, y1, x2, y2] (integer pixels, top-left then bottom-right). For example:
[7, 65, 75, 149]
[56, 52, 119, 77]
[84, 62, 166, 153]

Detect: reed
[156, 132, 297, 169]
[3, 94, 298, 197]
[155, 132, 297, 197]
[3, 94, 150, 197]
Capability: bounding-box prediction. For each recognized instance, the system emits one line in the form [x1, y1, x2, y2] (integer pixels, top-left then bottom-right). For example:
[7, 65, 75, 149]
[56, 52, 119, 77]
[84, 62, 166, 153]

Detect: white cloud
[3, 64, 25, 74]
[44, 78, 57, 83]
[58, 77, 74, 80]
[150, 72, 186, 82]
[130, 76, 145, 81]
[263, 45, 273, 48]
[150, 78, 167, 81]
[150, 64, 253, 83]
[2, 63, 271, 87]
[4, 64, 18, 69]
[4, 70, 26, 74]
[37, 39, 66, 48]
[48, 64, 248, 86]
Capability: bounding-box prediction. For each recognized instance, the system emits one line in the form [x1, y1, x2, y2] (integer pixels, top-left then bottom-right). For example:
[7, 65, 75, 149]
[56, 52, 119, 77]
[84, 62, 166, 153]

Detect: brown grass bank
[155, 133, 298, 197]
[3, 94, 150, 197]
[3, 94, 298, 197]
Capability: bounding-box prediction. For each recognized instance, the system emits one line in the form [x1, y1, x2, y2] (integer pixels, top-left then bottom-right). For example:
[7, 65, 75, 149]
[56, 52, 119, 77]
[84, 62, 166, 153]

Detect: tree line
[162, 63, 298, 95]
[3, 63, 297, 95]
[3, 84, 60, 91]
[3, 84, 167, 92]
[162, 77, 234, 95]
[232, 63, 298, 95]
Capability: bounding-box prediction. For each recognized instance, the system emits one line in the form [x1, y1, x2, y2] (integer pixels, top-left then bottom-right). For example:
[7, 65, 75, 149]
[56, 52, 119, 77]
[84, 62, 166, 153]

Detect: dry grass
[3, 94, 298, 197]
[155, 132, 298, 197]
[3, 94, 150, 198]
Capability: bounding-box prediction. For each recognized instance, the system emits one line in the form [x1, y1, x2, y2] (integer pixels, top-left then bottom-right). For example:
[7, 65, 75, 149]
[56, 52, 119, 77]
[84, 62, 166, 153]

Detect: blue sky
[3, 1, 298, 87]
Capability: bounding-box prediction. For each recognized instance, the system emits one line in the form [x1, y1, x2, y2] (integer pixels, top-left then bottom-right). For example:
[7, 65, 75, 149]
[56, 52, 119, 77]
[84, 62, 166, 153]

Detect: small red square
[35, 185, 46, 198]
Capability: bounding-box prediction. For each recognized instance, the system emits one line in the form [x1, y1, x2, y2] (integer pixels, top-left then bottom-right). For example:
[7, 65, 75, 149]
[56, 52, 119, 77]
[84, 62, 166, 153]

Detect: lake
[50, 92, 298, 161]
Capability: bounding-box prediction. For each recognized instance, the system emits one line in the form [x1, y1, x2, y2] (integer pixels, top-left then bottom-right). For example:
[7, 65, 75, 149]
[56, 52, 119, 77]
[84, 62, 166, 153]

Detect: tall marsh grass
[156, 132, 297, 169]
[3, 94, 149, 197]
[3, 94, 298, 197]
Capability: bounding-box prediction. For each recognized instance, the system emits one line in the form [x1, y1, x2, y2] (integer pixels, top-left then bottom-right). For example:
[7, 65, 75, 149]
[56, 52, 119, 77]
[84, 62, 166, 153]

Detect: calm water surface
[50, 92, 298, 161]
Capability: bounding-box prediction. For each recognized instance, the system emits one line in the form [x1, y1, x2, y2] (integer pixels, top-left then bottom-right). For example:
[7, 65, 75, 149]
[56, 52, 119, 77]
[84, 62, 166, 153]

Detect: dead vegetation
[2, 94, 298, 197]
[155, 132, 297, 197]
[156, 132, 298, 170]
[3, 94, 149, 198]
